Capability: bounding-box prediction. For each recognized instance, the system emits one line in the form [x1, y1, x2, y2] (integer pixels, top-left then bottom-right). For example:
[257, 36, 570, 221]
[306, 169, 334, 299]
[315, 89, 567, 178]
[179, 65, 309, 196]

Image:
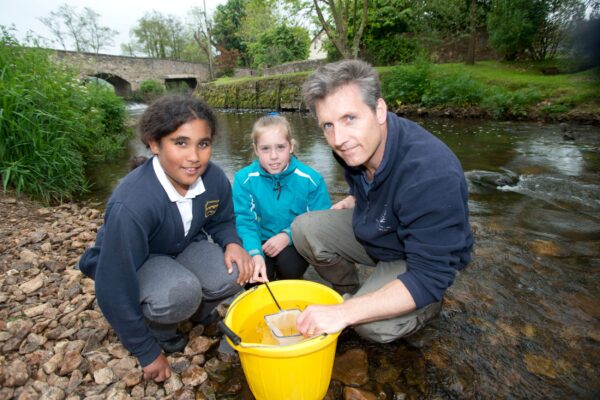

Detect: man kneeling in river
[292, 60, 473, 341]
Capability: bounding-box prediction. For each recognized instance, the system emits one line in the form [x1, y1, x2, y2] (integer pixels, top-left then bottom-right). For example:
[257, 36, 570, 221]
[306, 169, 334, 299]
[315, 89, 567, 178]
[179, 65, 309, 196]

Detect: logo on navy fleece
[205, 200, 219, 217]
[376, 204, 392, 232]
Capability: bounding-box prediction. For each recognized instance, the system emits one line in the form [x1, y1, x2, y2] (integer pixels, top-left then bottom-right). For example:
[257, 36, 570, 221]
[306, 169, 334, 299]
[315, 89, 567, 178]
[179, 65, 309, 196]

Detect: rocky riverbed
[0, 193, 381, 400]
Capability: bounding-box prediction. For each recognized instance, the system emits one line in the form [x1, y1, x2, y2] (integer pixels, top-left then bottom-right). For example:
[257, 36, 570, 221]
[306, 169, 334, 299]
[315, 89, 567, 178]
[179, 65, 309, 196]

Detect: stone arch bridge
[51, 50, 210, 98]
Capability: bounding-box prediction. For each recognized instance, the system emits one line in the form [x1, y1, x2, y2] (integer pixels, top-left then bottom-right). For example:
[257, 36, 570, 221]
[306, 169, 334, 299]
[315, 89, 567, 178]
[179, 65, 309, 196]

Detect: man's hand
[224, 243, 253, 285]
[251, 254, 269, 283]
[297, 280, 418, 337]
[262, 232, 289, 257]
[331, 195, 355, 210]
[296, 304, 348, 337]
[143, 353, 171, 382]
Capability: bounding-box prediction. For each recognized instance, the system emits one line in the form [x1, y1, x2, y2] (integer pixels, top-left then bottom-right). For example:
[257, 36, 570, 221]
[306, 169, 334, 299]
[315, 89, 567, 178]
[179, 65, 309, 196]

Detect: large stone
[163, 373, 184, 394]
[59, 351, 83, 376]
[332, 348, 369, 386]
[184, 336, 216, 356]
[19, 274, 44, 294]
[93, 367, 116, 385]
[3, 359, 29, 387]
[181, 365, 208, 387]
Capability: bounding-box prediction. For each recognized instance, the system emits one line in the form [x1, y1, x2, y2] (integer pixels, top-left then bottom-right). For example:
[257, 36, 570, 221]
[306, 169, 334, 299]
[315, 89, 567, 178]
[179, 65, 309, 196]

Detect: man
[292, 60, 473, 342]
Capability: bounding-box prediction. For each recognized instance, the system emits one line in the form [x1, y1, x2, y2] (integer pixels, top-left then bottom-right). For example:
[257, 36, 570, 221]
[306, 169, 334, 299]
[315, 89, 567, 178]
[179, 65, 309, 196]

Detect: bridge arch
[91, 73, 132, 97]
[165, 75, 198, 92]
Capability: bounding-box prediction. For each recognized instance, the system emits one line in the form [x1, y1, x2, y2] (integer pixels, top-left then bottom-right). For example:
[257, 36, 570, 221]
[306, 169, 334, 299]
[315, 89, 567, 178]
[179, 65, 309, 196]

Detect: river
[86, 105, 600, 399]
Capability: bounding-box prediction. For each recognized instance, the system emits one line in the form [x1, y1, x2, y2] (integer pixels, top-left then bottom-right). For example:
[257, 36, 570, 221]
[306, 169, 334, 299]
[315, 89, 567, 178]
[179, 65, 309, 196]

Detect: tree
[39, 4, 118, 53]
[191, 1, 217, 79]
[249, 24, 310, 67]
[312, 0, 368, 59]
[212, 0, 249, 65]
[131, 12, 186, 59]
[487, 0, 585, 61]
[356, 0, 414, 65]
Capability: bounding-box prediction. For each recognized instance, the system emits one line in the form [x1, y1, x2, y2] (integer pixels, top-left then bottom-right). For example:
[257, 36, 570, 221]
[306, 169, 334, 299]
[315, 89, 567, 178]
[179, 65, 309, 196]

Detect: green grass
[211, 60, 599, 116]
[436, 61, 597, 99]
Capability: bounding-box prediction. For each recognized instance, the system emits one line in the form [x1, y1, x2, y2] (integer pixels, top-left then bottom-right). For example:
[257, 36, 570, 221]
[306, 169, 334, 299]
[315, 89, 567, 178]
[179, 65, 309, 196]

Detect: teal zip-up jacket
[233, 156, 331, 257]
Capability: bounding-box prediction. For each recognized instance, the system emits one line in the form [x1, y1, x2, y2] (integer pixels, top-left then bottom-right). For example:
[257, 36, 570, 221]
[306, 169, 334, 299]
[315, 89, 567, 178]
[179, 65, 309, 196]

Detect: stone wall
[195, 75, 308, 111]
[261, 59, 326, 77]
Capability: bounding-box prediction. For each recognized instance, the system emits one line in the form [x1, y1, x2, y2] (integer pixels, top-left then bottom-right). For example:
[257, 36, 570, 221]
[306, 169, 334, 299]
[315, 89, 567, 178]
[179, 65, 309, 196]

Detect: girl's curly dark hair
[137, 95, 218, 148]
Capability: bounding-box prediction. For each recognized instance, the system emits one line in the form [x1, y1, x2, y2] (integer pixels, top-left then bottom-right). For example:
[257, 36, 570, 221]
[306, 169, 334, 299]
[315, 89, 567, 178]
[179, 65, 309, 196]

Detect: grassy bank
[204, 61, 599, 124]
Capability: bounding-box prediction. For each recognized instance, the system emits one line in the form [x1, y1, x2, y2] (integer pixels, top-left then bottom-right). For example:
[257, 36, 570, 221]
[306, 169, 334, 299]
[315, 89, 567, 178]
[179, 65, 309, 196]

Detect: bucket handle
[218, 320, 241, 345]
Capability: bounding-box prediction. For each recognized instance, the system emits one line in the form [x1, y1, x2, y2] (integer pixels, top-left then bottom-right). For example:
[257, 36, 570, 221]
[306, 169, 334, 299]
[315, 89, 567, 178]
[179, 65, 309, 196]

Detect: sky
[0, 0, 227, 55]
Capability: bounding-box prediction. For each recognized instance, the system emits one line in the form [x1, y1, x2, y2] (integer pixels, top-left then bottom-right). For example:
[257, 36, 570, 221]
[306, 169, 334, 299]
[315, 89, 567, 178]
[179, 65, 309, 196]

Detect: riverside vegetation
[198, 60, 600, 123]
[0, 31, 130, 204]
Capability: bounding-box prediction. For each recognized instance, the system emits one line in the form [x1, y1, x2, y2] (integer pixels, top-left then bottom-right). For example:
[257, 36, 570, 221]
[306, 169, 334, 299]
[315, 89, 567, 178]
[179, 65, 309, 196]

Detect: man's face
[314, 83, 387, 175]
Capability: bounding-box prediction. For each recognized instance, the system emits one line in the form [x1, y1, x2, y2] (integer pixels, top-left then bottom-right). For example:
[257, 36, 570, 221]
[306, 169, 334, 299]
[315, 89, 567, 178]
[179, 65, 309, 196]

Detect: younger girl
[233, 114, 331, 283]
[78, 95, 253, 382]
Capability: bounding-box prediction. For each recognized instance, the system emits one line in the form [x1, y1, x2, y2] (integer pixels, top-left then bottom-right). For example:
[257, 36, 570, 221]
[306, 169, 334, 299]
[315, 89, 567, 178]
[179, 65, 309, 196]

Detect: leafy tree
[249, 24, 310, 67]
[529, 0, 585, 61]
[357, 0, 415, 65]
[487, 0, 585, 61]
[131, 12, 186, 59]
[312, 0, 368, 59]
[39, 4, 118, 53]
[213, 0, 249, 65]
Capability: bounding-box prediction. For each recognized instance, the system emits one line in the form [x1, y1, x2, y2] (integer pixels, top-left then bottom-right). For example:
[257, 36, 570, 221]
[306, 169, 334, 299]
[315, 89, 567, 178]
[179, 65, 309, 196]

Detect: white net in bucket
[264, 309, 303, 345]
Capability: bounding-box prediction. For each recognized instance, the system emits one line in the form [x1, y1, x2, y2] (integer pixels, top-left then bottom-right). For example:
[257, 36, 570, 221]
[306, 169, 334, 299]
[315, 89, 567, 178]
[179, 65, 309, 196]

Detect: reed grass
[0, 29, 129, 203]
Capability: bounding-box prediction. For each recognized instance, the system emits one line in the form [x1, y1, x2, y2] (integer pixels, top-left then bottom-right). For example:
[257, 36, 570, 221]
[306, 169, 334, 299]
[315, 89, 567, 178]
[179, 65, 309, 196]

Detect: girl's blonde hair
[251, 114, 298, 152]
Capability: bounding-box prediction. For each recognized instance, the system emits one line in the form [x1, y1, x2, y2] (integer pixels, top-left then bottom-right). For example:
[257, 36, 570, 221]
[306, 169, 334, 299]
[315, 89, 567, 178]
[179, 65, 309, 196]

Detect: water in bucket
[264, 308, 303, 345]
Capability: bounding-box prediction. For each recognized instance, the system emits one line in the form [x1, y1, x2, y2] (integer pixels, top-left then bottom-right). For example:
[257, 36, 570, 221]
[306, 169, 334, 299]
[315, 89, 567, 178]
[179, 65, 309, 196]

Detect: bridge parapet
[50, 50, 209, 97]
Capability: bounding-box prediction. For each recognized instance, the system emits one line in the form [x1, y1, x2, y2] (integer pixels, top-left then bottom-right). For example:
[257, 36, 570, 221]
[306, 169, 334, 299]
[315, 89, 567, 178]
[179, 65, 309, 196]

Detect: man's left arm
[296, 279, 415, 336]
[396, 174, 471, 309]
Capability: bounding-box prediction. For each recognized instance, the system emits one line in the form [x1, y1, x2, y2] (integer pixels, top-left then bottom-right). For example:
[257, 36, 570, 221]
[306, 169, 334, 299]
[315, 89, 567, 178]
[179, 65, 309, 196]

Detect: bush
[381, 61, 432, 105]
[0, 29, 128, 203]
[481, 86, 542, 119]
[137, 79, 165, 103]
[422, 72, 485, 107]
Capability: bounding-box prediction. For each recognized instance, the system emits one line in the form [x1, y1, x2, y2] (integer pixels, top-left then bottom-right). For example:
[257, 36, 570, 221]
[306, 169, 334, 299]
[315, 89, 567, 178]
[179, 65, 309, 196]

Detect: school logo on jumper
[205, 200, 220, 217]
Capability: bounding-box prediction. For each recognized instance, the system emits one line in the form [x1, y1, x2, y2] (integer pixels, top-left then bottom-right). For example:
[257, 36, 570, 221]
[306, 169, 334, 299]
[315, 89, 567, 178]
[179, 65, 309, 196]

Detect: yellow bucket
[222, 280, 343, 400]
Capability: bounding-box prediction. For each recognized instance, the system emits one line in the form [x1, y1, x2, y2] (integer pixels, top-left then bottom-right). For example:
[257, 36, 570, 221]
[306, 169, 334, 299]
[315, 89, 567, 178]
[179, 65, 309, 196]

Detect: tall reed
[0, 28, 129, 203]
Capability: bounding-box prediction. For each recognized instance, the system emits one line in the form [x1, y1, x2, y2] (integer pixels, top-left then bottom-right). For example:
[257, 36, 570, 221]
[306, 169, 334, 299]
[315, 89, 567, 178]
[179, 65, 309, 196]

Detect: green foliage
[422, 72, 486, 106]
[213, 0, 249, 66]
[487, 0, 542, 60]
[382, 61, 432, 104]
[0, 30, 128, 203]
[487, 0, 586, 61]
[249, 25, 310, 68]
[137, 79, 165, 103]
[359, 0, 418, 65]
[381, 60, 549, 118]
[480, 86, 543, 118]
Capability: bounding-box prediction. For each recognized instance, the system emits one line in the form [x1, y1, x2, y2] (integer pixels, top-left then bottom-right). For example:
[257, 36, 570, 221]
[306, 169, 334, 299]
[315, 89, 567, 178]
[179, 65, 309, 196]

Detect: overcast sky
[0, 0, 227, 55]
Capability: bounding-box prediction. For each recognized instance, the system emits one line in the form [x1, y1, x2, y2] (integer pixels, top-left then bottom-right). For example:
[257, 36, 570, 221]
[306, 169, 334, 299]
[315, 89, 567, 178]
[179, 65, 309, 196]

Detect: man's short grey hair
[302, 59, 381, 117]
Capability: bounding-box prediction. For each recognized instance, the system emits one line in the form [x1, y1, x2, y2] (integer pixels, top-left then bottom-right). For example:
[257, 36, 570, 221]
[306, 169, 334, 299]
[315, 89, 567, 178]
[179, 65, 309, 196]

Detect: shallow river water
[86, 107, 600, 399]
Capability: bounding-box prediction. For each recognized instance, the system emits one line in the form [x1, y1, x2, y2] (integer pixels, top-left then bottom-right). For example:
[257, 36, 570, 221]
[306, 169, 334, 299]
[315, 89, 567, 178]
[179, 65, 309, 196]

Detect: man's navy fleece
[78, 158, 241, 367]
[337, 113, 473, 309]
